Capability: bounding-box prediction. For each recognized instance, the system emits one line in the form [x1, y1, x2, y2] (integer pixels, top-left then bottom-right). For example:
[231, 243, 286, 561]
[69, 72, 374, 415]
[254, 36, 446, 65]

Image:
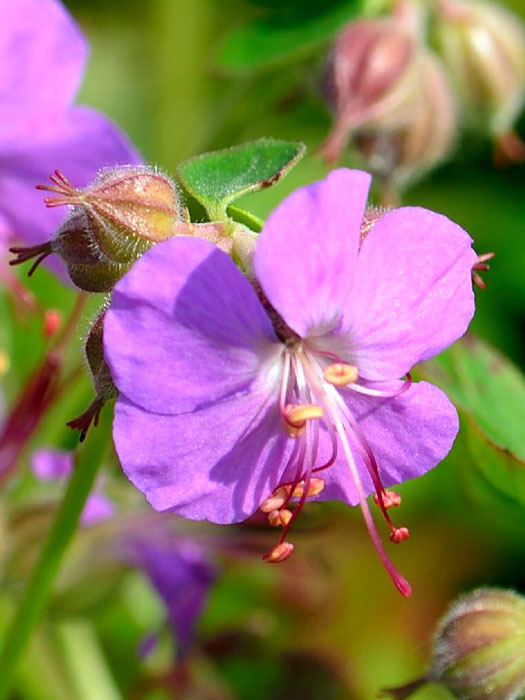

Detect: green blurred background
[2, 0, 525, 698]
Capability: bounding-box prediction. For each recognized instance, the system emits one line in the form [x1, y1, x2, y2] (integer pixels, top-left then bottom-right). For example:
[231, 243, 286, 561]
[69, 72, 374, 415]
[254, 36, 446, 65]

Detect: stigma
[260, 341, 413, 597]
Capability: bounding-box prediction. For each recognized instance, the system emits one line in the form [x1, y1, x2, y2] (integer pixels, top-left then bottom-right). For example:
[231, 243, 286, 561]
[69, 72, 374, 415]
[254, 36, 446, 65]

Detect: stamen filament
[329, 409, 411, 597]
[348, 373, 412, 398]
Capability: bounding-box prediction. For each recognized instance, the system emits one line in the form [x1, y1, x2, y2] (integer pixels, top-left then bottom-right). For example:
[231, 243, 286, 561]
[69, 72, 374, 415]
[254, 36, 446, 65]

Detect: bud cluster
[322, 0, 525, 190]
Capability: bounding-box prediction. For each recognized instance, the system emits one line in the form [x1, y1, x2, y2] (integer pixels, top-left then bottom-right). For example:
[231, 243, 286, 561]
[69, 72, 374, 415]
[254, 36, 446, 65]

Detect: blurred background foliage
[2, 0, 525, 698]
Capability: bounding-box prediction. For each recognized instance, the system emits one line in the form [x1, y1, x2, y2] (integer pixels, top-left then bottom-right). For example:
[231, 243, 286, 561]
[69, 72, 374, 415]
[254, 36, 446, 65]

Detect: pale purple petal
[0, 0, 86, 124]
[131, 538, 216, 657]
[80, 493, 115, 526]
[113, 390, 292, 524]
[254, 169, 371, 338]
[106, 238, 281, 415]
[0, 106, 140, 258]
[340, 207, 476, 380]
[31, 448, 73, 480]
[318, 380, 459, 505]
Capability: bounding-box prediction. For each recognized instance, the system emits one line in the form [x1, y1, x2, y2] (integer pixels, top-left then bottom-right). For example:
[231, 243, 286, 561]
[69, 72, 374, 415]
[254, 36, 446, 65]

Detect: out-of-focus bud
[436, 0, 525, 161]
[383, 588, 525, 700]
[321, 4, 458, 192]
[9, 166, 184, 293]
[67, 312, 116, 441]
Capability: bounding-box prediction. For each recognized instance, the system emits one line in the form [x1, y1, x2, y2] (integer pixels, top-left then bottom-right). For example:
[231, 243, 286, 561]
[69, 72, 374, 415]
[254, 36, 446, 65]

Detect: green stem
[0, 413, 112, 699]
[226, 204, 265, 233]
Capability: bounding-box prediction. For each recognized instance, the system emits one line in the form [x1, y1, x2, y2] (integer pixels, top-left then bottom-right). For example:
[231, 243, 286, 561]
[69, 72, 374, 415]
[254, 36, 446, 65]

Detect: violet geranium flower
[105, 169, 476, 596]
[0, 0, 140, 271]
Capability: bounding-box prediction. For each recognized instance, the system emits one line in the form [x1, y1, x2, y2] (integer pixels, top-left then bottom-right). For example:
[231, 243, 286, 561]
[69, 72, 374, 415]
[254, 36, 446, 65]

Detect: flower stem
[0, 292, 87, 487]
[0, 411, 112, 699]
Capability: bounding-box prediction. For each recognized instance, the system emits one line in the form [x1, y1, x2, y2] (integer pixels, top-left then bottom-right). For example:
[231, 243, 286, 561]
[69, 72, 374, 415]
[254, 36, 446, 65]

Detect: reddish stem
[0, 294, 87, 488]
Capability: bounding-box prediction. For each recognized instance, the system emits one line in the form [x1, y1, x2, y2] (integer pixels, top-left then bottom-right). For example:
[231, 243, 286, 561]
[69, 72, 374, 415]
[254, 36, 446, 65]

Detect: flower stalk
[0, 412, 112, 699]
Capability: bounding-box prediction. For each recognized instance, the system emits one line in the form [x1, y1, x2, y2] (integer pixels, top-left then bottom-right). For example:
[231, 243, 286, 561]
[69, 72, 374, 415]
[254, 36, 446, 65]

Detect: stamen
[292, 477, 325, 498]
[323, 362, 358, 386]
[374, 490, 402, 509]
[268, 509, 292, 527]
[260, 486, 289, 513]
[263, 542, 294, 563]
[326, 405, 411, 596]
[282, 403, 324, 438]
[390, 527, 409, 543]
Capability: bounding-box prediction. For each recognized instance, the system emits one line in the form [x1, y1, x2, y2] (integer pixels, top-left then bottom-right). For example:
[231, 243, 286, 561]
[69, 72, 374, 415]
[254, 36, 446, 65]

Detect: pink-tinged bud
[321, 13, 458, 188]
[10, 166, 183, 292]
[436, 0, 525, 154]
[42, 309, 61, 339]
[384, 588, 525, 700]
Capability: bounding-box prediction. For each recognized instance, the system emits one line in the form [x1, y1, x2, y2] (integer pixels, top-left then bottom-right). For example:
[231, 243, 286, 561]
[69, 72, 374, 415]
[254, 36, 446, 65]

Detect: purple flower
[31, 447, 114, 526]
[105, 169, 476, 595]
[129, 536, 216, 658]
[0, 0, 140, 275]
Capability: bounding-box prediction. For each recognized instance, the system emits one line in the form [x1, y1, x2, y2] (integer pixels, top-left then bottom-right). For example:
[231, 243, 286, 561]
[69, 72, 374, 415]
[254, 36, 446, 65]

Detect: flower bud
[436, 0, 525, 157]
[67, 311, 116, 441]
[384, 588, 525, 700]
[321, 8, 458, 189]
[354, 50, 458, 190]
[10, 166, 183, 292]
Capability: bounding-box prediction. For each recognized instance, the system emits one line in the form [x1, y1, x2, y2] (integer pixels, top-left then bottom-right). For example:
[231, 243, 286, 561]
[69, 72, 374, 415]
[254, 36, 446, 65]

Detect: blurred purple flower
[129, 536, 216, 658]
[0, 0, 140, 273]
[31, 447, 114, 526]
[105, 169, 476, 594]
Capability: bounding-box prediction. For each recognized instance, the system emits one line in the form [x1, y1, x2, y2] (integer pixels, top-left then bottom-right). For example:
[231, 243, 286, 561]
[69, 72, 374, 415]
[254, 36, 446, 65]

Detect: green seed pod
[436, 0, 525, 150]
[10, 166, 183, 292]
[384, 588, 525, 700]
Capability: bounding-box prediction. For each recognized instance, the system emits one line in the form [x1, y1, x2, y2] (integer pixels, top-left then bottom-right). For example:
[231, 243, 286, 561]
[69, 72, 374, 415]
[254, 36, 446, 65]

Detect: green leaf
[178, 138, 306, 220]
[217, 0, 361, 74]
[419, 335, 525, 505]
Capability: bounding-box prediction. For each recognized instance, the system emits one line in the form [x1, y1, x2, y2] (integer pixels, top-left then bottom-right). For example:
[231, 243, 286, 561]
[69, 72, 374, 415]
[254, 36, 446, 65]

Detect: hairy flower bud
[10, 166, 184, 292]
[67, 312, 116, 441]
[384, 588, 525, 700]
[436, 0, 525, 158]
[321, 9, 458, 188]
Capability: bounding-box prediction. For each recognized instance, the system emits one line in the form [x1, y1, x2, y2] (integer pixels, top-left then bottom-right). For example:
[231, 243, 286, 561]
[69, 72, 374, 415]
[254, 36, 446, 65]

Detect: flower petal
[31, 448, 73, 480]
[113, 391, 292, 524]
[254, 168, 371, 338]
[0, 0, 86, 124]
[105, 237, 281, 415]
[131, 538, 216, 657]
[341, 207, 476, 379]
[318, 380, 459, 505]
[1, 106, 140, 281]
[80, 493, 115, 527]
